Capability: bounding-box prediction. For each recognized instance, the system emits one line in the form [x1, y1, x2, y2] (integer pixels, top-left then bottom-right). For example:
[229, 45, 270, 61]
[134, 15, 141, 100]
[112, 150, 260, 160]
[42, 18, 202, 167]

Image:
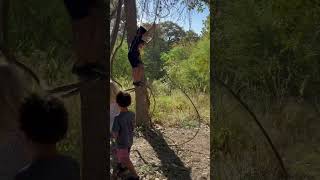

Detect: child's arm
[142, 23, 157, 42]
[111, 117, 120, 139]
[112, 132, 119, 139]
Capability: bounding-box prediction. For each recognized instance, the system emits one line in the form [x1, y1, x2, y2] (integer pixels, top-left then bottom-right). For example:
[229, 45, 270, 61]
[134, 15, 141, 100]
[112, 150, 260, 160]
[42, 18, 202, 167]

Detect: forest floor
[130, 124, 210, 180]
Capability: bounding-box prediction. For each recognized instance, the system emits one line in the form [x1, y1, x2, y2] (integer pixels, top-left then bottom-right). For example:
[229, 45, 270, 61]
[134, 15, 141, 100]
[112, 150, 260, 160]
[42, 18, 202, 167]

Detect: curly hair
[19, 94, 68, 144]
[116, 91, 131, 108]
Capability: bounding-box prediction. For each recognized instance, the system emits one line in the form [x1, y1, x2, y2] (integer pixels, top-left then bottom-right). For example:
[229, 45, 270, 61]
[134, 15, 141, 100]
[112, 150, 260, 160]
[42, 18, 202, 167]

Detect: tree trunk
[110, 0, 122, 53]
[0, 0, 8, 48]
[124, 0, 137, 45]
[75, 1, 109, 180]
[124, 0, 150, 127]
[210, 1, 215, 178]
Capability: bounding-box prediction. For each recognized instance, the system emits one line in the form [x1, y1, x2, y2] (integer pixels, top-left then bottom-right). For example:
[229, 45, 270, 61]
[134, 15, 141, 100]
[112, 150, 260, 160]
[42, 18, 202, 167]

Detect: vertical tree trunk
[0, 0, 4, 47]
[76, 1, 109, 180]
[210, 0, 216, 178]
[124, 0, 150, 127]
[110, 0, 122, 53]
[124, 0, 137, 46]
[0, 0, 8, 49]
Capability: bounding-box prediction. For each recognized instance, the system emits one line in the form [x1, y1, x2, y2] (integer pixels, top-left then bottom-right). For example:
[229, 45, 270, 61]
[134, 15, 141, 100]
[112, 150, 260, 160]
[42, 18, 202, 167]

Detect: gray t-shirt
[112, 111, 135, 149]
[15, 155, 80, 180]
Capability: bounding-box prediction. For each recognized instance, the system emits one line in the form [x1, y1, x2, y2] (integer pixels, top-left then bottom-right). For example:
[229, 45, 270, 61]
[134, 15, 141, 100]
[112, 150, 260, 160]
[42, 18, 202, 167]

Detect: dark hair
[19, 94, 68, 144]
[116, 91, 131, 108]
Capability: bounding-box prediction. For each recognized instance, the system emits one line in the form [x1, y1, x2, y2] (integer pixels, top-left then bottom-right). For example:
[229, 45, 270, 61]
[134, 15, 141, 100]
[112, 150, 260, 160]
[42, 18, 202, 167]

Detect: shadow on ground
[142, 128, 192, 180]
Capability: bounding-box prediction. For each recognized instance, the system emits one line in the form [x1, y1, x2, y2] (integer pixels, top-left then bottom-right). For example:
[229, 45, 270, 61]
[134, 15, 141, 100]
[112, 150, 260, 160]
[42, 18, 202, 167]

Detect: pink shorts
[116, 148, 130, 163]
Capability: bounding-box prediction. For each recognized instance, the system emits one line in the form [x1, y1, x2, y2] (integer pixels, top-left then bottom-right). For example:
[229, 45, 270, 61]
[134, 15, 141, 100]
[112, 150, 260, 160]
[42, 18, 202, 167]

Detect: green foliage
[214, 0, 320, 99]
[9, 0, 73, 87]
[8, 0, 209, 161]
[161, 32, 210, 92]
[184, 0, 209, 12]
[9, 0, 71, 53]
[143, 27, 168, 80]
[181, 30, 200, 44]
[113, 20, 209, 90]
[8, 0, 79, 159]
[159, 21, 186, 47]
[151, 86, 209, 127]
[112, 42, 131, 81]
[212, 0, 320, 179]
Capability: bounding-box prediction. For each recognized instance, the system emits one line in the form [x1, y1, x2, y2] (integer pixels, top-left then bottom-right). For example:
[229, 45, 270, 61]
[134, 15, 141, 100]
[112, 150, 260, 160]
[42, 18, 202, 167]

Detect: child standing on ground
[110, 80, 120, 132]
[110, 80, 120, 173]
[128, 24, 156, 86]
[112, 92, 138, 179]
[15, 94, 80, 180]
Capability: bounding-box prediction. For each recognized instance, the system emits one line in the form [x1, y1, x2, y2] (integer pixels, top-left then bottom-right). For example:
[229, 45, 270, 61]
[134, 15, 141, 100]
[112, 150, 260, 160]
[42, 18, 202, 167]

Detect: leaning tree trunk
[110, 0, 122, 53]
[124, 0, 150, 127]
[0, 0, 8, 49]
[71, 1, 109, 180]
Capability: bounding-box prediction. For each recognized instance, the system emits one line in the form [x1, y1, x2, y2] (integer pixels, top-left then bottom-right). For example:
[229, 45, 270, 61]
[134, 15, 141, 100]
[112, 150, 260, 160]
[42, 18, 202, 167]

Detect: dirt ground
[130, 124, 210, 180]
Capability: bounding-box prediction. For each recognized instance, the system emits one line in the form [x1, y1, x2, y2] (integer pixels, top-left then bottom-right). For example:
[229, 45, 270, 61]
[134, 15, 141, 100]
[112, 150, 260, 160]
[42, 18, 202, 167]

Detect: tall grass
[212, 84, 320, 179]
[150, 80, 209, 127]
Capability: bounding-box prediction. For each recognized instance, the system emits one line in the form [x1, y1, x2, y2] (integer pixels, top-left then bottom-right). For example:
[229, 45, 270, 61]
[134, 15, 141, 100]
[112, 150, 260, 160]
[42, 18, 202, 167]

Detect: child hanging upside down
[128, 24, 156, 86]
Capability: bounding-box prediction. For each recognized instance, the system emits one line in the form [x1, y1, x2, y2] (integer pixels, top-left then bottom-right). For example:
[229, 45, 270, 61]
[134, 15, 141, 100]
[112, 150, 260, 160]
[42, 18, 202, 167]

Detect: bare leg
[132, 67, 139, 82]
[137, 64, 144, 83]
[124, 159, 138, 177]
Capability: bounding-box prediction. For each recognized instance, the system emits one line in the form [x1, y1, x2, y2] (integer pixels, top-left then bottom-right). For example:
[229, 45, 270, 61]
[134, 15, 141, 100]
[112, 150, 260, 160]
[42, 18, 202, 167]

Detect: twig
[110, 23, 126, 75]
[161, 74, 202, 146]
[132, 149, 149, 165]
[215, 77, 289, 179]
[110, 0, 123, 52]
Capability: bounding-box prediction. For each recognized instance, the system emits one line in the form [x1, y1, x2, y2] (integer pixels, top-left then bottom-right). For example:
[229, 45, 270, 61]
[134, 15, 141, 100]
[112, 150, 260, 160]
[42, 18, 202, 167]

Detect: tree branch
[0, 0, 9, 49]
[110, 0, 123, 53]
[124, 0, 137, 46]
[0, 0, 41, 85]
[215, 77, 289, 178]
[110, 25, 125, 75]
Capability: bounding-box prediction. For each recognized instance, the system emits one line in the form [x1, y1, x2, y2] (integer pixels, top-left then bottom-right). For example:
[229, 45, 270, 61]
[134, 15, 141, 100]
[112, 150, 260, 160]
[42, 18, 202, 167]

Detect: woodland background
[212, 0, 320, 179]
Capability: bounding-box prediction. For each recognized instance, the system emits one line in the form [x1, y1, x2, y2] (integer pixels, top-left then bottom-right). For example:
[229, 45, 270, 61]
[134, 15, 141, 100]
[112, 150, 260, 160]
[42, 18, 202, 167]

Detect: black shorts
[128, 52, 142, 68]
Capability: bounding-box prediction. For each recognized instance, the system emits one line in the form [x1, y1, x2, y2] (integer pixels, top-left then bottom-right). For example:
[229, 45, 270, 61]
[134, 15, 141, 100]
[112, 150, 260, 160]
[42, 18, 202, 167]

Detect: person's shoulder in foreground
[15, 94, 80, 180]
[15, 155, 79, 180]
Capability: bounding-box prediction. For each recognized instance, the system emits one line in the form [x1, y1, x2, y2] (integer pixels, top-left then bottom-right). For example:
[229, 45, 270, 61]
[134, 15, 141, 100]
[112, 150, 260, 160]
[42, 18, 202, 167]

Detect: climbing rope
[161, 74, 202, 146]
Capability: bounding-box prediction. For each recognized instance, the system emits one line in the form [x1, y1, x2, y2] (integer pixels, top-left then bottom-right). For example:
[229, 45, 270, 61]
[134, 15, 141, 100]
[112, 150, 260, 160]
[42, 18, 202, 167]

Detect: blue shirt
[15, 155, 80, 180]
[112, 111, 135, 149]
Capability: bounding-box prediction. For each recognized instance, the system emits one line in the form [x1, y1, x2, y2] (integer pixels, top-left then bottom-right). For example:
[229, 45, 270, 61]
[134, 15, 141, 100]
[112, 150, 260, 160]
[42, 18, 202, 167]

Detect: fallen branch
[215, 76, 289, 179]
